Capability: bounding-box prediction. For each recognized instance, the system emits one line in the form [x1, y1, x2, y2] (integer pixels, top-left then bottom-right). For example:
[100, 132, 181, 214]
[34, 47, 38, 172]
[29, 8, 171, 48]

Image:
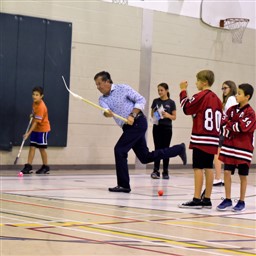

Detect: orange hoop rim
[220, 18, 250, 28]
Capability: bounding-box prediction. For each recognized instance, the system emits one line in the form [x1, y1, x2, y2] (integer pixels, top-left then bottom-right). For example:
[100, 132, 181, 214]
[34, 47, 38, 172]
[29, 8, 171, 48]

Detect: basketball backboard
[201, 0, 243, 28]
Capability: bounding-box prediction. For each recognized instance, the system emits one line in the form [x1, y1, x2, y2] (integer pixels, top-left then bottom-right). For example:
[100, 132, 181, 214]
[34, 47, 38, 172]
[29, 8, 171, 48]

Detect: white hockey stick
[14, 117, 33, 165]
[61, 76, 127, 123]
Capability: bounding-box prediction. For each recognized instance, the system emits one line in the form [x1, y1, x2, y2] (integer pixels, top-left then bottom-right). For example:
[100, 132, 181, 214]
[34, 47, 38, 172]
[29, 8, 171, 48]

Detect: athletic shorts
[224, 164, 249, 176]
[192, 148, 214, 169]
[30, 131, 49, 148]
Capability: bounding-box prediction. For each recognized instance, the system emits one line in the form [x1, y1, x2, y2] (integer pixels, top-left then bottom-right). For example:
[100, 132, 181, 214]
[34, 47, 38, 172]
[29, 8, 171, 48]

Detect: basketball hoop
[219, 18, 250, 44]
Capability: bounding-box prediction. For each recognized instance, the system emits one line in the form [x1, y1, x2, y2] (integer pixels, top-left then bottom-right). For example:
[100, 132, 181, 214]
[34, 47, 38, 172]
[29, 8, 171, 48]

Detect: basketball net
[112, 0, 128, 4]
[220, 18, 250, 44]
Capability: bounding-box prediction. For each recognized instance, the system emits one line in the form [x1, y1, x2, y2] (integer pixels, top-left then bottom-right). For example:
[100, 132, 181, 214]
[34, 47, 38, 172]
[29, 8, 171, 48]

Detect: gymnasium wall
[0, 13, 72, 150]
[0, 0, 255, 167]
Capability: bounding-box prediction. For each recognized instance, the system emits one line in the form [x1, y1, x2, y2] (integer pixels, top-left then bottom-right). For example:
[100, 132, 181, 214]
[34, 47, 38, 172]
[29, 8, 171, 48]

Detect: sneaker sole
[178, 205, 202, 209]
[232, 207, 245, 212]
[202, 206, 212, 209]
[216, 206, 233, 211]
[21, 171, 33, 174]
[213, 182, 224, 186]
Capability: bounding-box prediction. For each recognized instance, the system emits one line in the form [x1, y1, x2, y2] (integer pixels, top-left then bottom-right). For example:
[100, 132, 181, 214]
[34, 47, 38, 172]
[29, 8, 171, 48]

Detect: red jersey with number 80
[180, 89, 222, 154]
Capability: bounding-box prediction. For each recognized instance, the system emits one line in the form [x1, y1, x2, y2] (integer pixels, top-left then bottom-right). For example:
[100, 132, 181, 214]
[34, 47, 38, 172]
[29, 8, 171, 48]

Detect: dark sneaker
[178, 198, 202, 209]
[36, 165, 50, 174]
[216, 198, 233, 211]
[179, 143, 187, 165]
[232, 200, 245, 212]
[108, 186, 131, 193]
[162, 173, 169, 179]
[151, 171, 160, 179]
[20, 164, 33, 174]
[202, 198, 212, 209]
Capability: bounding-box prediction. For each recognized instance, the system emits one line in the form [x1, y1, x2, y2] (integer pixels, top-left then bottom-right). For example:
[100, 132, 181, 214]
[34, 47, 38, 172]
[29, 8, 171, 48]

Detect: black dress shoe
[108, 186, 131, 193]
[179, 143, 187, 165]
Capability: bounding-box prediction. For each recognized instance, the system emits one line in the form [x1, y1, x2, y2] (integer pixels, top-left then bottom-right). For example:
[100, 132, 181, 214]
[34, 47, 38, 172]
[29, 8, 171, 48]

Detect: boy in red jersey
[179, 70, 222, 209]
[20, 86, 51, 174]
[217, 83, 255, 212]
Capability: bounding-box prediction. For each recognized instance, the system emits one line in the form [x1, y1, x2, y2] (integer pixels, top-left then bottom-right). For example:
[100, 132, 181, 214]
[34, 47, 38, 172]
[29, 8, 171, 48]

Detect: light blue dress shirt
[99, 84, 146, 127]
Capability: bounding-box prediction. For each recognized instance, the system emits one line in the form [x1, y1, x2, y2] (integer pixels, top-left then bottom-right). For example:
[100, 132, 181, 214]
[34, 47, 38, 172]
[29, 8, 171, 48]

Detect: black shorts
[192, 148, 214, 169]
[224, 164, 249, 176]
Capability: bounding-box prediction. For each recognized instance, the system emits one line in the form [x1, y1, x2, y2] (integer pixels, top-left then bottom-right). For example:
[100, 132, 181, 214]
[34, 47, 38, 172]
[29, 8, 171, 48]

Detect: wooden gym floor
[0, 168, 255, 256]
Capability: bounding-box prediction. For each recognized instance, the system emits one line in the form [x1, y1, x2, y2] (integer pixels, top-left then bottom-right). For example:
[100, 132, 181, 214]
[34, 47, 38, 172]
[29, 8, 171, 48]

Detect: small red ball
[158, 190, 164, 196]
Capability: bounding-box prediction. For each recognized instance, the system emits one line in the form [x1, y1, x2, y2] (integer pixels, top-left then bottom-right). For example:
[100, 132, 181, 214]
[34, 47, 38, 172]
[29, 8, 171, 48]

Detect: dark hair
[222, 80, 237, 108]
[196, 70, 215, 86]
[94, 71, 113, 84]
[238, 83, 254, 101]
[32, 86, 44, 95]
[158, 83, 170, 98]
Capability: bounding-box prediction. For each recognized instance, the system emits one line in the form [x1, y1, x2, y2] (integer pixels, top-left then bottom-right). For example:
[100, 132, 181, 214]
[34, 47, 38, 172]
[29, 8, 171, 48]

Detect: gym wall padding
[43, 20, 72, 147]
[0, 13, 18, 151]
[0, 13, 72, 150]
[13, 16, 46, 147]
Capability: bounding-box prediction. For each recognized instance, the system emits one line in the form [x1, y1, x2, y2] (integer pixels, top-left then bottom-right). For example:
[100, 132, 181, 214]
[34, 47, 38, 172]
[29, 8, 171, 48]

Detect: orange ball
[158, 190, 164, 196]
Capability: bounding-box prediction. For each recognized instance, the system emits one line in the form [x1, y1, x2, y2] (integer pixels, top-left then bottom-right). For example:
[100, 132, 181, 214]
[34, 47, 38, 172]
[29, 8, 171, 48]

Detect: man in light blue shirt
[99, 83, 145, 127]
[94, 71, 187, 193]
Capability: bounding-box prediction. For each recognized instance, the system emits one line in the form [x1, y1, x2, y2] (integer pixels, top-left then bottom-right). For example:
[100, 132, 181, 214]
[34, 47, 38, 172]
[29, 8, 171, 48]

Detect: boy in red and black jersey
[217, 83, 255, 212]
[179, 70, 222, 209]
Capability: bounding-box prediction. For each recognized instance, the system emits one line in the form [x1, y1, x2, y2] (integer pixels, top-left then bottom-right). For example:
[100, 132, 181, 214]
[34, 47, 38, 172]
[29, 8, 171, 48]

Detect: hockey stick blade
[14, 157, 19, 165]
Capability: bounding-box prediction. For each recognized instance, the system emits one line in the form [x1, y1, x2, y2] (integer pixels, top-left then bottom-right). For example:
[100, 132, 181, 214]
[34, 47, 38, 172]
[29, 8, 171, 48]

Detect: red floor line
[2, 188, 83, 192]
[2, 198, 255, 239]
[29, 227, 182, 256]
[1, 198, 142, 221]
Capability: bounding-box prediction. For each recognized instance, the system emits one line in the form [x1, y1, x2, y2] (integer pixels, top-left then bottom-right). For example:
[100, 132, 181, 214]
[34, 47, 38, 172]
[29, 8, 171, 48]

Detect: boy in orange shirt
[20, 86, 51, 174]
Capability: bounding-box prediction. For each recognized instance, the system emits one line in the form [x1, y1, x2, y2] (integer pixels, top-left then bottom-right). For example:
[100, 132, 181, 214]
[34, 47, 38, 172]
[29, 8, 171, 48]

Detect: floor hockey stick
[201, 188, 206, 200]
[14, 117, 33, 165]
[61, 76, 128, 123]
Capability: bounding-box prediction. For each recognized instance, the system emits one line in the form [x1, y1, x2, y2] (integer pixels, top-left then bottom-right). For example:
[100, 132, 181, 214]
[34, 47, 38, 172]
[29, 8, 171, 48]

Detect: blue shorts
[30, 131, 49, 148]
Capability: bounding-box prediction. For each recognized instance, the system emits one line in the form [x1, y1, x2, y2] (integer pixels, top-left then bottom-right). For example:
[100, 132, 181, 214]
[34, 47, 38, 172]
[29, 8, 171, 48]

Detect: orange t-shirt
[32, 100, 51, 132]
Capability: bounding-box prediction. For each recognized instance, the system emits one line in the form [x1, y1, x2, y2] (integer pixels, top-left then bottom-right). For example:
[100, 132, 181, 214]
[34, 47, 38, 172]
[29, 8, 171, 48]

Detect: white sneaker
[213, 179, 224, 186]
